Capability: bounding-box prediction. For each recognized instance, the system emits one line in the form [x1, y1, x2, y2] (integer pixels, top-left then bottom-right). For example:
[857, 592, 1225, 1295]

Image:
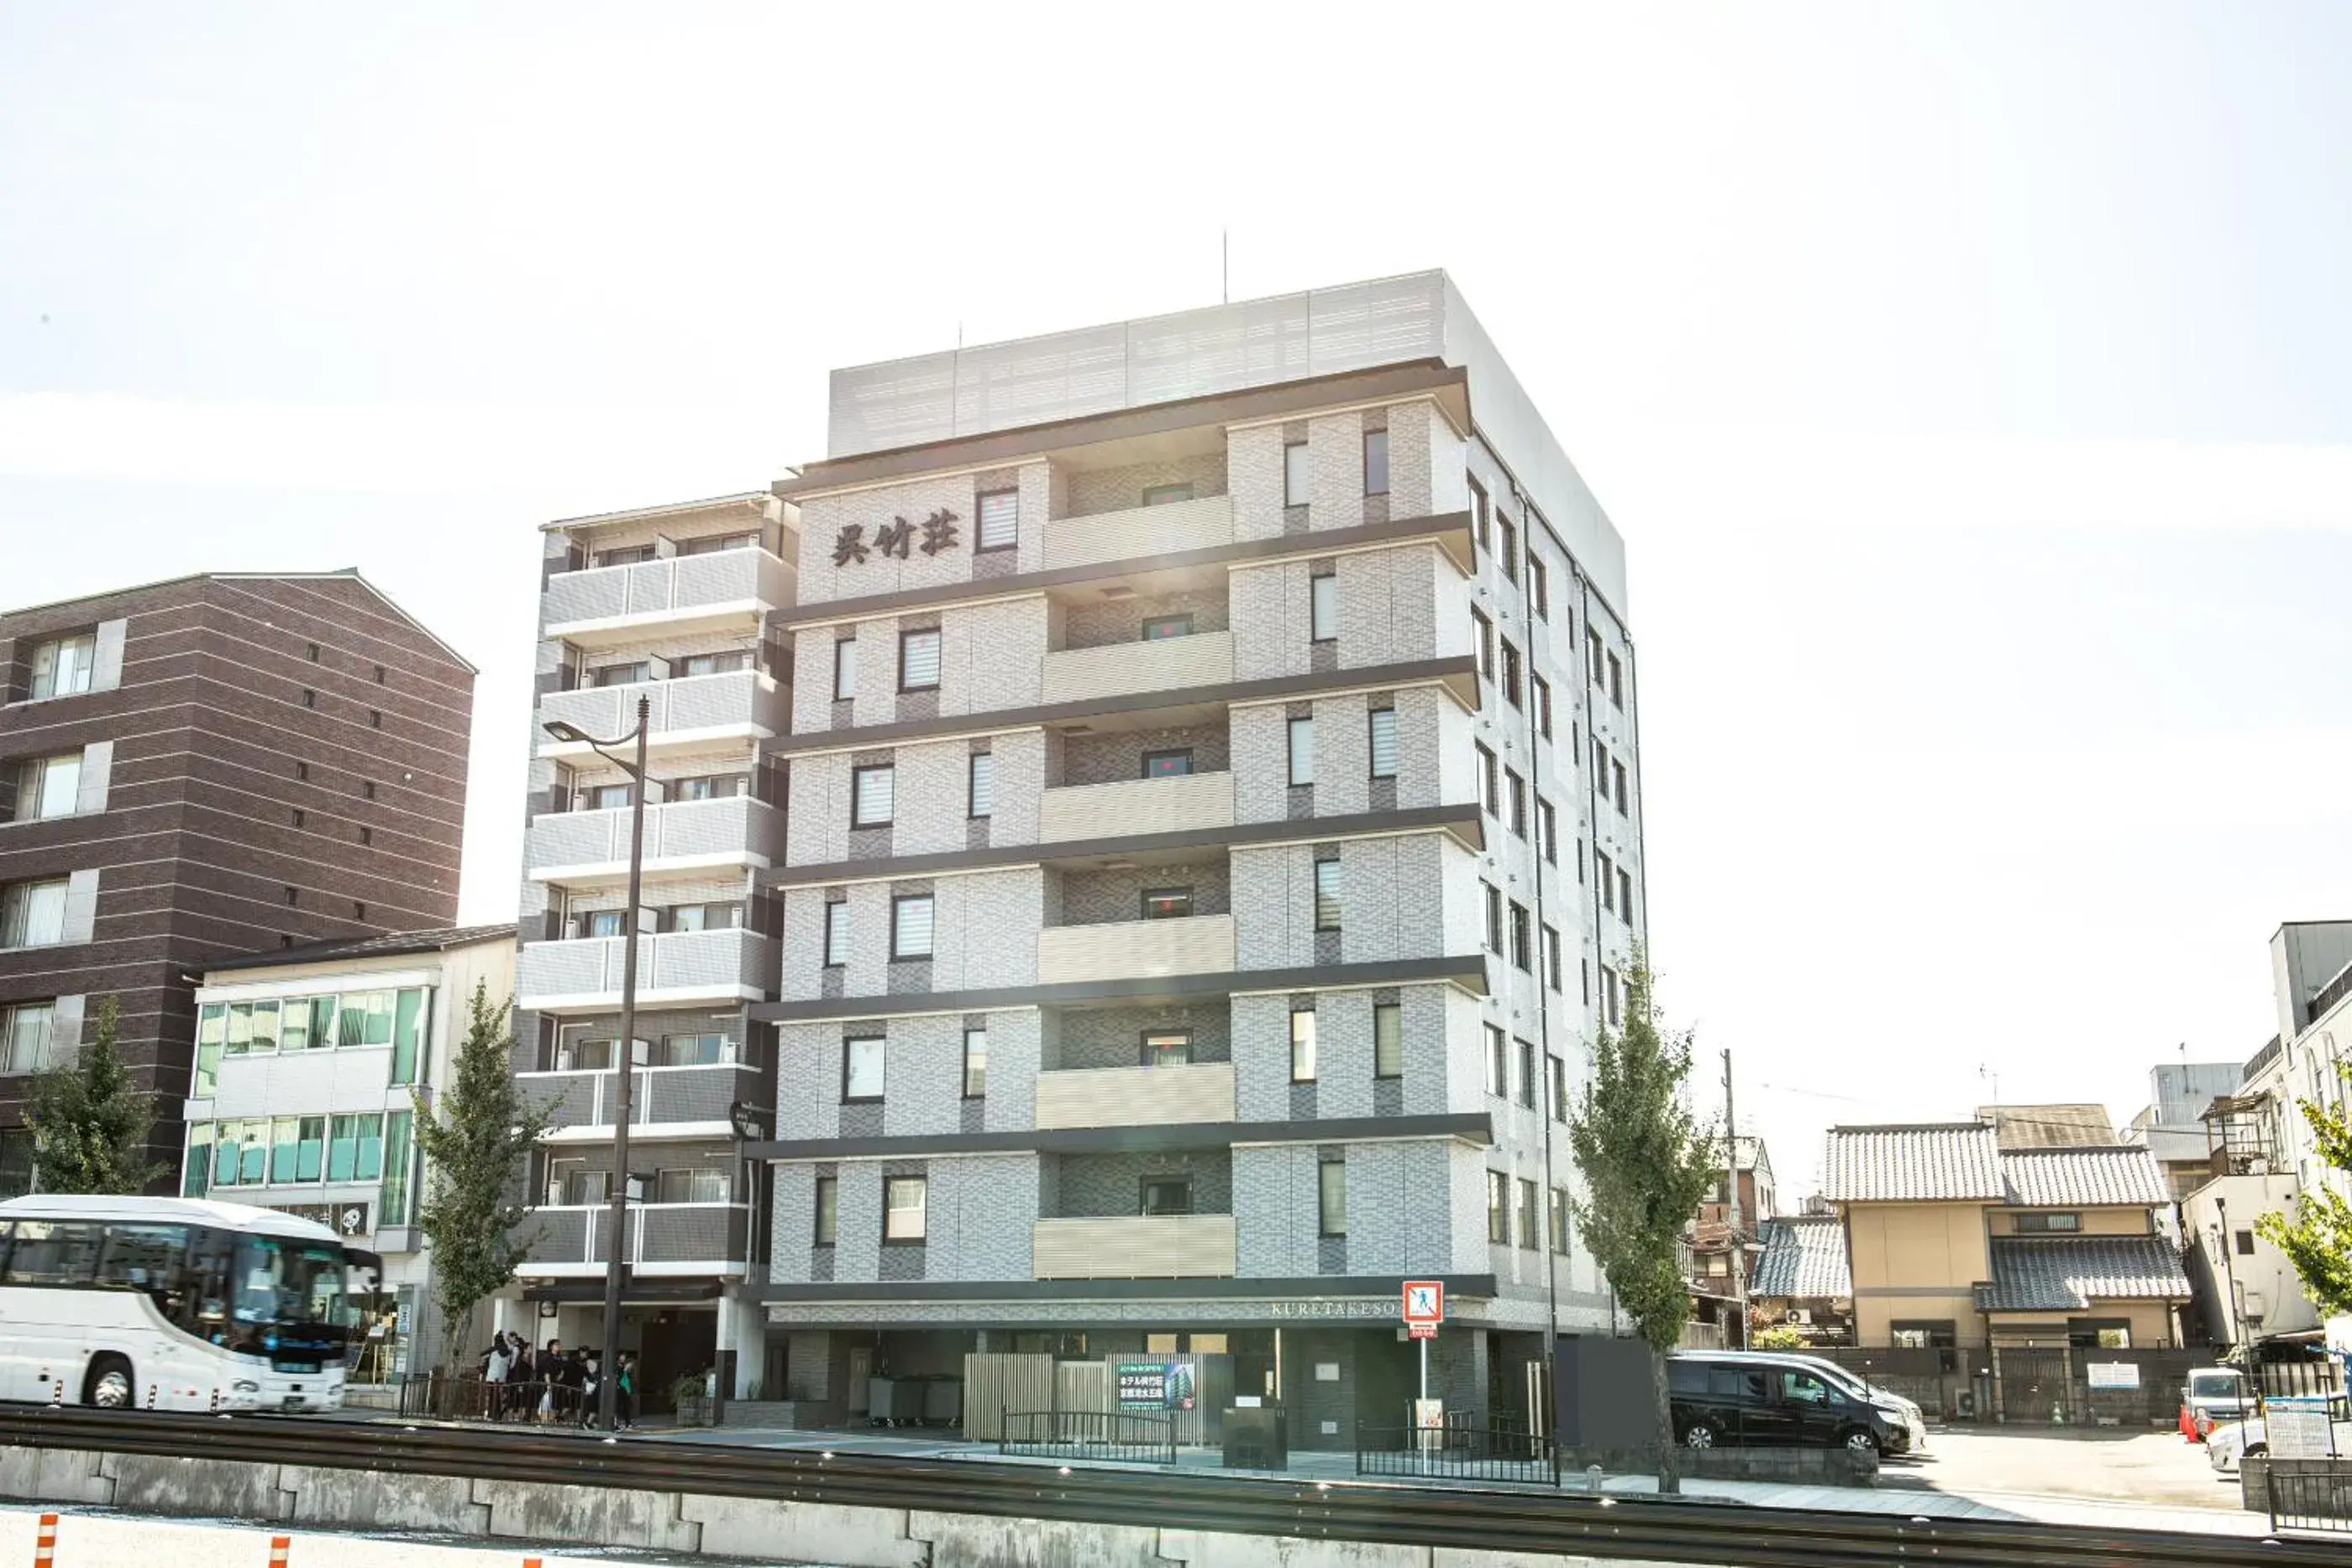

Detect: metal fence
[398, 1373, 606, 1425]
[2268, 1460, 2352, 1534]
[1355, 1423, 1559, 1486]
[998, 1408, 1175, 1467]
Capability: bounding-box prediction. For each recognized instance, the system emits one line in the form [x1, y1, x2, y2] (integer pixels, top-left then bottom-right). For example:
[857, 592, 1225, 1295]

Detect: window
[295, 762, 308, 782]
[1614, 760, 1630, 813]
[362, 779, 380, 801]
[1588, 628, 1605, 686]
[1598, 851, 1616, 912]
[1509, 903, 1531, 972]
[15, 753, 81, 821]
[325, 1114, 383, 1182]
[2013, 1211, 2082, 1234]
[593, 661, 648, 688]
[1284, 441, 1310, 507]
[1516, 1040, 1536, 1109]
[359, 826, 373, 847]
[596, 543, 655, 567]
[586, 782, 633, 810]
[843, 1036, 886, 1101]
[1548, 1186, 1570, 1251]
[1468, 477, 1491, 548]
[890, 895, 935, 959]
[963, 1028, 988, 1099]
[1313, 859, 1341, 931]
[1287, 717, 1314, 787]
[1619, 868, 1635, 923]
[1603, 966, 1622, 1025]
[1362, 429, 1389, 496]
[1478, 744, 1499, 816]
[670, 773, 747, 803]
[976, 488, 1019, 551]
[653, 1167, 728, 1204]
[1487, 1170, 1509, 1243]
[1593, 735, 1609, 787]
[1142, 1030, 1193, 1067]
[1538, 800, 1558, 864]
[1891, 1320, 1957, 1350]
[851, 764, 895, 827]
[884, 1176, 927, 1241]
[813, 1177, 839, 1244]
[1142, 1177, 1193, 1215]
[1310, 574, 1337, 642]
[1485, 1024, 1507, 1098]
[1142, 482, 1194, 506]
[1530, 555, 1550, 619]
[1499, 640, 1522, 707]
[832, 637, 858, 702]
[899, 628, 942, 691]
[1373, 1003, 1404, 1078]
[1549, 1057, 1570, 1122]
[1542, 926, 1563, 991]
[1472, 610, 1494, 679]
[1368, 708, 1398, 779]
[1142, 748, 1194, 779]
[1289, 1008, 1318, 1082]
[1, 1001, 56, 1075]
[2234, 1229, 2255, 1256]
[667, 901, 742, 933]
[823, 901, 849, 966]
[656, 1033, 725, 1067]
[301, 689, 315, 707]
[1483, 884, 1503, 955]
[673, 650, 750, 678]
[1506, 770, 1526, 837]
[676, 532, 754, 556]
[968, 753, 995, 818]
[29, 633, 97, 700]
[1608, 652, 1624, 709]
[1, 878, 69, 948]
[1518, 1178, 1540, 1250]
[1141, 887, 1194, 920]
[1140, 613, 1194, 641]
[1532, 674, 1552, 737]
[1319, 1160, 1348, 1236]
[1499, 515, 1519, 582]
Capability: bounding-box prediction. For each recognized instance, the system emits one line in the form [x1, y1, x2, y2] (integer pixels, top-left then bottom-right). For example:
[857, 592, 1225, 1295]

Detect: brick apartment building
[0, 571, 475, 1192]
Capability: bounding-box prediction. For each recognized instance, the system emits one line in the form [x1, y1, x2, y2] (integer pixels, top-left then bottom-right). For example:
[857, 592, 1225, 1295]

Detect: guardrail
[2269, 1459, 2352, 1534]
[0, 1406, 2341, 1564]
[998, 1408, 1175, 1467]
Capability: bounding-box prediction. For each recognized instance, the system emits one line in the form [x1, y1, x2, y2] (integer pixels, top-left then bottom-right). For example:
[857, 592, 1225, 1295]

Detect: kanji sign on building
[1402, 1279, 1443, 1339]
[834, 509, 961, 568]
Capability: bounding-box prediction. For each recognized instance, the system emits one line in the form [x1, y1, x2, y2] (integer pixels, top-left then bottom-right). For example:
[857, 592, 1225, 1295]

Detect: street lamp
[543, 696, 649, 1434]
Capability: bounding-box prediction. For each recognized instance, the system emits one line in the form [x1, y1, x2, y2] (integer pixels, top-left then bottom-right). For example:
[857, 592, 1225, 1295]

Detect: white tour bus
[0, 1193, 380, 1413]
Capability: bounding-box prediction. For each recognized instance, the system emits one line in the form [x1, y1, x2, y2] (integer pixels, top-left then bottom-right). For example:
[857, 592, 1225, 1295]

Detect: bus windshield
[231, 1234, 347, 1328]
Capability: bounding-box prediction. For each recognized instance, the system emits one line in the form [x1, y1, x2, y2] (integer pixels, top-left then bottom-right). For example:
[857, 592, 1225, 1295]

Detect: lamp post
[544, 697, 649, 1434]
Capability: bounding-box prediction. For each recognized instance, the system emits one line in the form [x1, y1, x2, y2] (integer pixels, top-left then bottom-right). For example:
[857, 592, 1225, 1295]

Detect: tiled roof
[1752, 1215, 1850, 1299]
[1998, 1146, 2171, 1208]
[1820, 1124, 2003, 1202]
[203, 923, 520, 974]
[1975, 1235, 2192, 1312]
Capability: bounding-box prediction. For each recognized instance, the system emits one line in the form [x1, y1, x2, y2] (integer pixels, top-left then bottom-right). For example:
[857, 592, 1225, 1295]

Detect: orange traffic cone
[34, 1513, 57, 1567]
[267, 1534, 290, 1566]
[2178, 1402, 2197, 1441]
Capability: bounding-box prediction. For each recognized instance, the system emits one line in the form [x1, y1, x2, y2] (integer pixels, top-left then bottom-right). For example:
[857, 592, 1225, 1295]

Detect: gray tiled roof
[203, 923, 520, 974]
[1975, 1235, 2192, 1312]
[1998, 1146, 2170, 1208]
[1820, 1124, 2003, 1202]
[1751, 1215, 1851, 1299]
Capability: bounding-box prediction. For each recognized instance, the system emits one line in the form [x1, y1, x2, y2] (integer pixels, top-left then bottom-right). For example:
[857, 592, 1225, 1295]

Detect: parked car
[1667, 1352, 1912, 1458]
[2181, 1366, 2255, 1439]
[1698, 1350, 1929, 1453]
[2206, 1396, 2352, 1476]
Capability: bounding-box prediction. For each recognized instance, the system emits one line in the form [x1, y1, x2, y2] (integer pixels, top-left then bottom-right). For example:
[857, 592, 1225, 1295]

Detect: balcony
[1037, 770, 1233, 846]
[521, 1062, 755, 1139]
[517, 1203, 750, 1278]
[1040, 631, 1232, 706]
[515, 928, 774, 1014]
[1035, 912, 1234, 987]
[1034, 1062, 1235, 1130]
[1032, 1214, 1236, 1279]
[527, 795, 782, 887]
[537, 670, 785, 761]
[1042, 494, 1234, 573]
[543, 548, 792, 647]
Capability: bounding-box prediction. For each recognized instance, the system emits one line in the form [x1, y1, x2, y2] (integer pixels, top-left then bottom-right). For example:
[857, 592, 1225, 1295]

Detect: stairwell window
[1289, 1008, 1318, 1083]
[1288, 717, 1315, 787]
[1507, 770, 1526, 838]
[968, 752, 995, 818]
[899, 629, 942, 692]
[1284, 441, 1310, 507]
[1598, 852, 1616, 912]
[1483, 884, 1504, 955]
[890, 894, 934, 960]
[1518, 1177, 1540, 1249]
[1488, 1170, 1509, 1243]
[1499, 515, 1519, 583]
[1373, 1003, 1404, 1078]
[1478, 745, 1499, 817]
[1310, 574, 1338, 642]
[1619, 868, 1635, 924]
[852, 764, 895, 827]
[1543, 925, 1563, 991]
[1319, 1160, 1348, 1237]
[832, 637, 858, 702]
[963, 1028, 988, 1099]
[1368, 708, 1398, 779]
[1362, 429, 1389, 496]
[1538, 800, 1558, 864]
[813, 1177, 838, 1245]
[1509, 903, 1532, 972]
[1549, 1187, 1571, 1251]
[1530, 556, 1550, 620]
[1472, 611, 1494, 680]
[1588, 628, 1605, 686]
[1614, 760, 1630, 814]
[1485, 1025, 1507, 1097]
[823, 902, 849, 967]
[1500, 640, 1522, 707]
[1532, 674, 1552, 737]
[29, 633, 97, 700]
[1313, 858, 1342, 931]
[976, 489, 1019, 552]
[1608, 652, 1624, 709]
[1468, 478, 1491, 550]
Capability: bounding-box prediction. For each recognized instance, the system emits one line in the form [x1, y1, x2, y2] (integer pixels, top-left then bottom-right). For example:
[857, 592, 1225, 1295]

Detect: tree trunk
[1651, 1348, 1680, 1495]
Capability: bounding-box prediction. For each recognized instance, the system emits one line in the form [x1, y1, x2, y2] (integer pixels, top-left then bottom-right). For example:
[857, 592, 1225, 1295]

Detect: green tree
[1567, 958, 1719, 1494]
[411, 984, 546, 1367]
[2254, 1057, 2352, 1318]
[27, 997, 168, 1194]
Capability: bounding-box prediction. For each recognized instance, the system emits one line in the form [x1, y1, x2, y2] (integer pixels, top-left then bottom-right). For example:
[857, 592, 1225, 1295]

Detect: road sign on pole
[1402, 1280, 1444, 1328]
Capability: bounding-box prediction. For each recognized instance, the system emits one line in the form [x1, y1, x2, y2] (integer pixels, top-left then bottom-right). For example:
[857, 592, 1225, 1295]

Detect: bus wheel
[84, 1355, 134, 1409]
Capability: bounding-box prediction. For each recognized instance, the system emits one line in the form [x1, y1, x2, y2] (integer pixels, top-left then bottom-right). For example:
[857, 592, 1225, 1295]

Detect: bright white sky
[5, 2, 2349, 1196]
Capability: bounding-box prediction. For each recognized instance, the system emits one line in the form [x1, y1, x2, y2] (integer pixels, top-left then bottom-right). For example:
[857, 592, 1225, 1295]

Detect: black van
[1667, 1353, 1909, 1457]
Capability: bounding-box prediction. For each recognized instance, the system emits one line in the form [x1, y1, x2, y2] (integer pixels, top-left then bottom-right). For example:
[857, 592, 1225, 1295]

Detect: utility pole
[1722, 1048, 1745, 1350]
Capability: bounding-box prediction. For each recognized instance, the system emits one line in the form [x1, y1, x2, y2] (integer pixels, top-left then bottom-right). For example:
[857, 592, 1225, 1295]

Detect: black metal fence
[1355, 1423, 1558, 1486]
[997, 1408, 1176, 1467]
[398, 1372, 606, 1425]
[2268, 1460, 2352, 1534]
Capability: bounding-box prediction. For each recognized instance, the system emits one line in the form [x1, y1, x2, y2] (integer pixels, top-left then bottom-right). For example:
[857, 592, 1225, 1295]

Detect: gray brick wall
[1051, 1002, 1229, 1069]
[928, 1154, 1038, 1280]
[1049, 1149, 1230, 1219]
[1059, 722, 1229, 787]
[1306, 412, 1367, 533]
[1063, 587, 1228, 651]
[1066, 453, 1227, 517]
[1054, 858, 1228, 926]
[1229, 559, 1312, 681]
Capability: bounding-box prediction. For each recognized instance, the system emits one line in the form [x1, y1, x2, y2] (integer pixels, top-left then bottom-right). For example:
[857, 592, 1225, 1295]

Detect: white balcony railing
[1034, 1062, 1235, 1130]
[543, 548, 790, 641]
[1032, 1214, 1236, 1279]
[1040, 631, 1232, 706]
[515, 928, 773, 1011]
[1035, 912, 1234, 987]
[1042, 494, 1233, 572]
[1037, 770, 1234, 845]
[538, 670, 785, 754]
[527, 795, 781, 882]
[519, 1062, 755, 1134]
[517, 1202, 750, 1277]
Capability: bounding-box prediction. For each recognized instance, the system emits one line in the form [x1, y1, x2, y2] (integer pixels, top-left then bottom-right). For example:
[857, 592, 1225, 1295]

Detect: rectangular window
[1518, 1177, 1540, 1249]
[1142, 1177, 1193, 1215]
[1483, 884, 1503, 955]
[0, 878, 70, 948]
[672, 650, 750, 678]
[1141, 886, 1194, 920]
[1509, 903, 1531, 972]
[2013, 1211, 2083, 1234]
[1549, 1056, 1570, 1122]
[1507, 770, 1526, 838]
[1368, 708, 1398, 779]
[884, 1176, 927, 1241]
[1, 1000, 56, 1076]
[1472, 610, 1494, 679]
[670, 773, 748, 802]
[592, 661, 648, 688]
[843, 1036, 886, 1102]
[193, 1003, 223, 1094]
[1588, 628, 1605, 687]
[2234, 1229, 2255, 1256]
[823, 901, 849, 966]
[1542, 925, 1563, 991]
[1319, 1160, 1348, 1236]
[1500, 640, 1522, 707]
[899, 628, 942, 691]
[1603, 966, 1622, 1025]
[1549, 1187, 1570, 1251]
[1539, 799, 1557, 864]
[976, 488, 1019, 551]
[1142, 1030, 1193, 1067]
[1313, 859, 1341, 931]
[1142, 482, 1194, 506]
[1140, 613, 1194, 641]
[595, 544, 654, 567]
[852, 764, 894, 827]
[1619, 868, 1635, 923]
[655, 1033, 725, 1067]
[1284, 441, 1310, 507]
[1499, 516, 1519, 582]
[1530, 555, 1550, 619]
[1310, 574, 1338, 642]
[1373, 1003, 1403, 1078]
[1488, 1170, 1509, 1243]
[29, 633, 97, 700]
[667, 901, 742, 934]
[968, 753, 995, 818]
[19, 753, 81, 821]
[1485, 1024, 1507, 1098]
[1289, 1008, 1317, 1083]
[1478, 744, 1499, 816]
[654, 1167, 729, 1204]
[390, 988, 425, 1084]
[1608, 652, 1624, 708]
[1532, 674, 1552, 737]
[1598, 851, 1615, 912]
[269, 1116, 302, 1183]
[675, 532, 753, 556]
[963, 1028, 988, 1099]
[1287, 717, 1314, 787]
[586, 782, 633, 811]
[1362, 428, 1389, 496]
[1468, 477, 1491, 548]
[1517, 1040, 1537, 1110]
[890, 894, 935, 959]
[381, 1110, 414, 1225]
[1142, 748, 1194, 779]
[182, 1124, 213, 1197]
[832, 637, 858, 702]
[813, 1177, 839, 1244]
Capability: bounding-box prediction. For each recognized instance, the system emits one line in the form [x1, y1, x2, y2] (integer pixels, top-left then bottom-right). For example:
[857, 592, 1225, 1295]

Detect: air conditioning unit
[1787, 1308, 1811, 1325]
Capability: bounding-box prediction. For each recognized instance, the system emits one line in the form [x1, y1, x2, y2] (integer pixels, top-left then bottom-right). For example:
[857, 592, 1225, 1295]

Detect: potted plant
[673, 1371, 712, 1427]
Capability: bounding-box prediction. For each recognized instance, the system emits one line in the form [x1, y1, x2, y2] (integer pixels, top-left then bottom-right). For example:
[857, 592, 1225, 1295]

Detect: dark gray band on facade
[748, 1272, 1499, 1306]
[745, 1111, 1495, 1163]
[776, 802, 1485, 887]
[748, 952, 1491, 1024]
[772, 654, 1480, 758]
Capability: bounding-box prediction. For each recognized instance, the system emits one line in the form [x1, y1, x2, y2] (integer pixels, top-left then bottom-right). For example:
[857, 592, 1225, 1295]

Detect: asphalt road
[1884, 1428, 2244, 1512]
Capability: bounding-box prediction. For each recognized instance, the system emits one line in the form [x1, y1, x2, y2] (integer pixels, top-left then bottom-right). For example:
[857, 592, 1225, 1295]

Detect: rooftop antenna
[1222, 228, 1229, 304]
[1977, 1062, 1998, 1107]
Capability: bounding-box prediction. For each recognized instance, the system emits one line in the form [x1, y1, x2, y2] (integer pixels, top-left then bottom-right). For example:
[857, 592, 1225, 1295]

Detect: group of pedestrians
[478, 1330, 637, 1427]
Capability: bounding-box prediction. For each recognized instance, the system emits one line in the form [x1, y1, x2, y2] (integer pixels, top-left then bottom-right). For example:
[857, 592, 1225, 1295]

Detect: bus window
[231, 1233, 347, 1329]
[98, 1223, 192, 1323]
[3, 1219, 102, 1285]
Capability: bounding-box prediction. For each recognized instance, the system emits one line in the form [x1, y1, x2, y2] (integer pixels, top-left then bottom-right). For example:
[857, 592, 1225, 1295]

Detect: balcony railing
[1032, 1214, 1236, 1279]
[517, 1203, 750, 1277]
[1037, 770, 1233, 845]
[543, 548, 790, 641]
[520, 1062, 754, 1133]
[1039, 631, 1232, 706]
[1034, 1062, 1235, 1130]
[526, 795, 781, 882]
[1042, 494, 1234, 572]
[515, 928, 774, 1010]
[1035, 912, 1234, 987]
[538, 670, 785, 753]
